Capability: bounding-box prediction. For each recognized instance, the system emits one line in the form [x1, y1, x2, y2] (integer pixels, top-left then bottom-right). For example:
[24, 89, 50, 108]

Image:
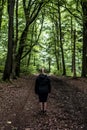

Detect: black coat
[35, 74, 51, 95]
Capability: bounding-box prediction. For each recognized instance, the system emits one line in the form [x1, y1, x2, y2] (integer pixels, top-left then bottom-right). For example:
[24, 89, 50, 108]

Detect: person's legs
[44, 102, 47, 111]
[39, 94, 48, 113]
[39, 102, 43, 111]
[39, 102, 47, 112]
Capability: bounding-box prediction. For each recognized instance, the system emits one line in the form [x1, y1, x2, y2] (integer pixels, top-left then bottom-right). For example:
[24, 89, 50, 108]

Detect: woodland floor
[0, 75, 87, 130]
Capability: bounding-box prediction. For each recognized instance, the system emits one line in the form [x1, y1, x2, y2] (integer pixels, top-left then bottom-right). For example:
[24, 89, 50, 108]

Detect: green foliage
[28, 65, 38, 74]
[20, 65, 37, 74]
[0, 0, 83, 77]
[0, 65, 4, 73]
[50, 66, 62, 76]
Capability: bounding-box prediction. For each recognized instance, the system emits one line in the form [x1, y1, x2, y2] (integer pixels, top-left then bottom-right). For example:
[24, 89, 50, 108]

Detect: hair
[39, 67, 45, 73]
[41, 68, 45, 73]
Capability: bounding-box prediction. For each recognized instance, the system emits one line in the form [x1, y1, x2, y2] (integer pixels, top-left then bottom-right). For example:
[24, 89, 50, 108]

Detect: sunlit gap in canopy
[36, 17, 53, 68]
[39, 33, 50, 68]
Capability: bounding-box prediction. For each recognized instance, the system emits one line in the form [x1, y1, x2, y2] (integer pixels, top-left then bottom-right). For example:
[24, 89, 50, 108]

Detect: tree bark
[15, 1, 43, 76]
[81, 2, 87, 77]
[58, 1, 66, 75]
[3, 0, 15, 80]
[12, 0, 18, 79]
[55, 21, 60, 70]
[72, 29, 76, 77]
[48, 57, 51, 73]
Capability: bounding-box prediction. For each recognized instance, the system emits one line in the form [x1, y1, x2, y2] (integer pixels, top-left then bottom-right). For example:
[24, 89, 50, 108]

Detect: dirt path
[0, 75, 87, 130]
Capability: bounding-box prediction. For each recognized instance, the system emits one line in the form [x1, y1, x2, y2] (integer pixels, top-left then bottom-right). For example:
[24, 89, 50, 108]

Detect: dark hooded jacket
[35, 74, 51, 94]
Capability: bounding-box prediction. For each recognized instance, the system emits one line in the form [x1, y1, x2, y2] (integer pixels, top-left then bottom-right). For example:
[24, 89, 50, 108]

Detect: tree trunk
[12, 0, 18, 79]
[15, 1, 43, 77]
[51, 7, 60, 71]
[48, 57, 51, 73]
[55, 21, 60, 70]
[58, 1, 66, 75]
[15, 25, 29, 77]
[71, 16, 73, 73]
[72, 29, 76, 77]
[81, 2, 87, 77]
[3, 0, 15, 80]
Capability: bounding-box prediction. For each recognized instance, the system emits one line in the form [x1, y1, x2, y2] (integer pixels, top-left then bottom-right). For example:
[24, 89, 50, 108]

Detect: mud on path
[0, 75, 87, 130]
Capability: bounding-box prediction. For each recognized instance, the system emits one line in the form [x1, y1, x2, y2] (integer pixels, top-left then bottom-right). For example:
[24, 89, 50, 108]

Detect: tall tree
[81, 1, 87, 77]
[72, 29, 76, 77]
[15, 0, 44, 76]
[12, 0, 19, 79]
[3, 0, 15, 80]
[58, 1, 66, 75]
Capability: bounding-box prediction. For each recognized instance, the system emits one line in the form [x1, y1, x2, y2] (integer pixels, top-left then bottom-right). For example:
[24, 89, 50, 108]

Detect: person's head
[41, 68, 45, 73]
[40, 67, 45, 74]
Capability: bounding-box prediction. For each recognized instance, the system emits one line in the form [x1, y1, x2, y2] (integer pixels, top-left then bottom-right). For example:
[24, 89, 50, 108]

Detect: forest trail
[0, 75, 87, 130]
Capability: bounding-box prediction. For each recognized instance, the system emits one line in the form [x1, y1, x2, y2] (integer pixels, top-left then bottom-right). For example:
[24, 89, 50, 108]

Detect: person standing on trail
[35, 68, 51, 114]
